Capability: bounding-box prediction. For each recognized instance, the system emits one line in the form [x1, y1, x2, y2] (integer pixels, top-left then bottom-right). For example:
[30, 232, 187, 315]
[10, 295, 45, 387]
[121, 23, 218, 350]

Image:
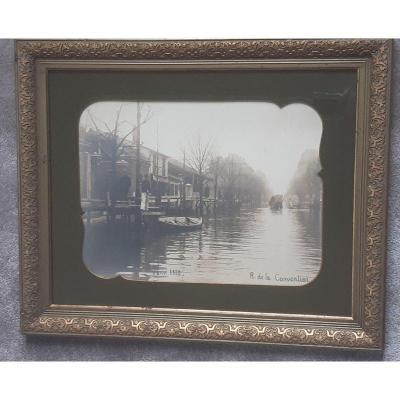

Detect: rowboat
[158, 216, 202, 231]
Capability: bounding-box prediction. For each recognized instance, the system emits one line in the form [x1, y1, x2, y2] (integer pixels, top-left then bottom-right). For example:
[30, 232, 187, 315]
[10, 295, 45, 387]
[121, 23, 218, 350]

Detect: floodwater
[83, 207, 322, 286]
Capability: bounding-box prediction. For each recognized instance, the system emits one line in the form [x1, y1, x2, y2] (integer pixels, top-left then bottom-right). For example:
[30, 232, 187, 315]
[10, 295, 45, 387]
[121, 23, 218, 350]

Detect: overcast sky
[80, 101, 322, 194]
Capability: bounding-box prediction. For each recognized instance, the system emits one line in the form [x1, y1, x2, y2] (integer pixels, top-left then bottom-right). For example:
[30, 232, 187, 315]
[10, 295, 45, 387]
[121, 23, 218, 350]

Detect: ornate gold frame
[17, 40, 391, 349]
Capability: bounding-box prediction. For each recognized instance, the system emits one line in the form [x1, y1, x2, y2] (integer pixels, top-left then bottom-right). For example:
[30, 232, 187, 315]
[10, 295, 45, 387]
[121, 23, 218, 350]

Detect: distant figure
[204, 185, 210, 198]
[110, 175, 131, 203]
[140, 192, 149, 211]
[142, 175, 151, 193]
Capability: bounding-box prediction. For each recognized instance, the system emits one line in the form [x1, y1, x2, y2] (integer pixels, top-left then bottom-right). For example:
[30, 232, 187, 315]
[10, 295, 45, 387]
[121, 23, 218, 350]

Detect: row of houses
[79, 130, 213, 206]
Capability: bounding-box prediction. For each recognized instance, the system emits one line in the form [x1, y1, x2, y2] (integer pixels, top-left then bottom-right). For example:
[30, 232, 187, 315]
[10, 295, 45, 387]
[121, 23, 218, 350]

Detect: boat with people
[269, 194, 283, 211]
[158, 216, 203, 232]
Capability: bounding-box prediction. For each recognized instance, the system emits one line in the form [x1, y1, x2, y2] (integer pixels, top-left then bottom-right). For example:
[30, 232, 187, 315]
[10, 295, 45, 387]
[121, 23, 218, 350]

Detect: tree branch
[87, 108, 112, 136]
[113, 103, 124, 136]
[116, 111, 153, 150]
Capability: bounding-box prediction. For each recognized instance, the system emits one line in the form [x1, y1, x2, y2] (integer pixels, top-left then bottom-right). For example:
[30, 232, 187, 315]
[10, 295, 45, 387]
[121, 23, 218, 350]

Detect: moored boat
[158, 216, 202, 231]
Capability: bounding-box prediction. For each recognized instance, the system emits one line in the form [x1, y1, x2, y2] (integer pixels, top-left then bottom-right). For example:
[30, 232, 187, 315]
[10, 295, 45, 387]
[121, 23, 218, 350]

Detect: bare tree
[286, 149, 321, 208]
[220, 154, 241, 206]
[84, 102, 152, 203]
[186, 135, 213, 214]
[208, 154, 223, 211]
[217, 154, 271, 210]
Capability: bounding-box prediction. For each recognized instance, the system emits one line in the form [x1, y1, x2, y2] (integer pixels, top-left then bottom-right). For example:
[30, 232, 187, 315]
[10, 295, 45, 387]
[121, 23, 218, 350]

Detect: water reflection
[83, 207, 322, 286]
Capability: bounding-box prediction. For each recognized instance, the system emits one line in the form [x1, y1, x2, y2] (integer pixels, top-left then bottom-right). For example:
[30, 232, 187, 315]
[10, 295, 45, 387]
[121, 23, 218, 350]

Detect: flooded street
[83, 207, 322, 286]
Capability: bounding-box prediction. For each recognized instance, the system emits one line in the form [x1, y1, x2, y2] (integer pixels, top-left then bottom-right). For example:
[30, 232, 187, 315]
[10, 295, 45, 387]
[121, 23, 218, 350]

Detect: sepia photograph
[79, 100, 323, 286]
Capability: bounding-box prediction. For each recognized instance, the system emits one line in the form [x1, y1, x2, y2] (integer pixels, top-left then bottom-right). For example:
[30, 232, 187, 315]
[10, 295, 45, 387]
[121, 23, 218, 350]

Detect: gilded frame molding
[16, 39, 391, 349]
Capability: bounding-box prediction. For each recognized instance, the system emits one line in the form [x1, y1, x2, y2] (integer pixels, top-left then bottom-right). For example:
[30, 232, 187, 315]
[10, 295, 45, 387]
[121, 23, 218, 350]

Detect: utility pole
[182, 148, 186, 207]
[155, 124, 160, 206]
[135, 103, 141, 206]
[213, 156, 219, 212]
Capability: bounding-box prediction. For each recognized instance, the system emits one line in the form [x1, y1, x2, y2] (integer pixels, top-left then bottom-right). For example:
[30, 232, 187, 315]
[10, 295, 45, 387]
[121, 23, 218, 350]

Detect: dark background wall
[0, 39, 398, 361]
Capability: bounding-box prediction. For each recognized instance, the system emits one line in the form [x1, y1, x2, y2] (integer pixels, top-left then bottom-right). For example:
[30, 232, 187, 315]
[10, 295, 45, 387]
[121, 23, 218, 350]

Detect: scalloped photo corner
[79, 101, 323, 286]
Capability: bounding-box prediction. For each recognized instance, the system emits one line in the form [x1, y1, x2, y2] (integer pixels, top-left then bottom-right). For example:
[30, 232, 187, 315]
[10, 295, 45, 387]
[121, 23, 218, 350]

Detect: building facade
[79, 130, 213, 205]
